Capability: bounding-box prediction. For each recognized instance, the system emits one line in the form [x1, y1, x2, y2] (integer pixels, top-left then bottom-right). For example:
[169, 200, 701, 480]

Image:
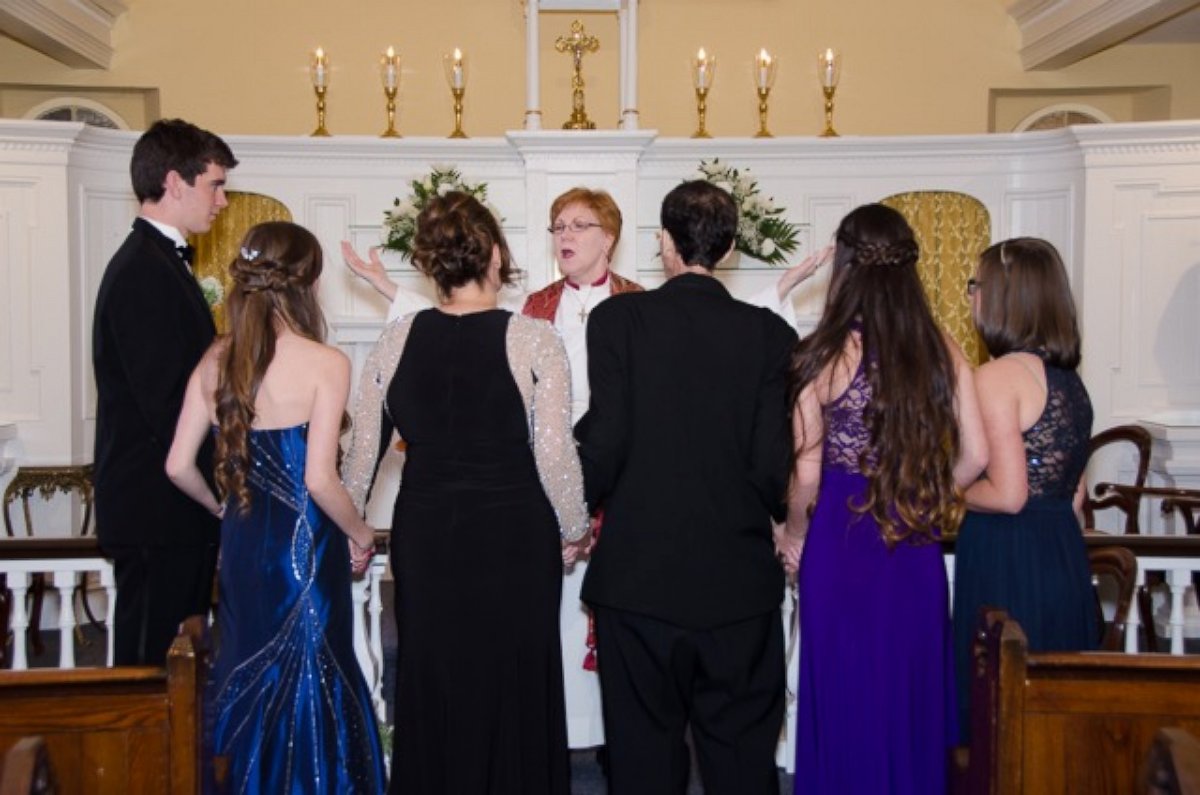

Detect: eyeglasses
[966, 278, 982, 296]
[549, 220, 603, 235]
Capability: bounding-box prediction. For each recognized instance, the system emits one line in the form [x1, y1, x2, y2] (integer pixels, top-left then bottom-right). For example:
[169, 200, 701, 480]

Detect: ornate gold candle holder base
[381, 87, 401, 138]
[311, 86, 330, 137]
[692, 87, 712, 139]
[820, 86, 839, 138]
[449, 87, 467, 139]
[755, 87, 773, 139]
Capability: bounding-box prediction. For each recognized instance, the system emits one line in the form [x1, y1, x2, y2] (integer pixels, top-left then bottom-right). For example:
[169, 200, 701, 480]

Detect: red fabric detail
[566, 270, 611, 289]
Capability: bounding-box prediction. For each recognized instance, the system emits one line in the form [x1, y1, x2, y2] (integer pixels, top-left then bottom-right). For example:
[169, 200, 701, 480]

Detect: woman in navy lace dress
[952, 237, 1096, 739]
[779, 204, 987, 794]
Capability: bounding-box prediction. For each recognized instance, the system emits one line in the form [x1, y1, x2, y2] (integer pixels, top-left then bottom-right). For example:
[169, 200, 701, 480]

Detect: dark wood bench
[967, 609, 1200, 794]
[0, 617, 208, 794]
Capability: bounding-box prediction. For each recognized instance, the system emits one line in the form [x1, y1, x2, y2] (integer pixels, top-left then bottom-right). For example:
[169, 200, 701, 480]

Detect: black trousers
[108, 542, 218, 666]
[592, 605, 785, 795]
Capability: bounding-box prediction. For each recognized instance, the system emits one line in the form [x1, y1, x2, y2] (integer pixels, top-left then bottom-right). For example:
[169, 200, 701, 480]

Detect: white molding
[1005, 0, 1200, 69]
[0, 0, 127, 68]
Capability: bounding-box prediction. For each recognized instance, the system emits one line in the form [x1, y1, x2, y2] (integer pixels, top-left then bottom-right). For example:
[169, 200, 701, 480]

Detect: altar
[2, 119, 1200, 521]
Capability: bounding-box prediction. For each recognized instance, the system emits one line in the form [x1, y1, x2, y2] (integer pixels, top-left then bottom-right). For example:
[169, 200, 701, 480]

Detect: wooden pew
[0, 617, 208, 795]
[967, 609, 1200, 794]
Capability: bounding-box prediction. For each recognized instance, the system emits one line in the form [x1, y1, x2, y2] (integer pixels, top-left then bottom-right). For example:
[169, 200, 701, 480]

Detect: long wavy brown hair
[789, 204, 964, 545]
[214, 221, 326, 513]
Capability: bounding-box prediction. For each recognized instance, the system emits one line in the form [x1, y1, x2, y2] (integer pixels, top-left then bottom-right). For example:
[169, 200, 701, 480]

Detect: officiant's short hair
[550, 187, 622, 252]
[130, 118, 238, 204]
[661, 181, 737, 270]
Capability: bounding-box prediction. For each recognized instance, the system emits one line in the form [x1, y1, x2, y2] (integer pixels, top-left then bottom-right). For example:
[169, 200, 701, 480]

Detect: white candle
[382, 46, 398, 90]
[820, 48, 837, 89]
[695, 47, 712, 91]
[450, 48, 464, 90]
[756, 48, 773, 90]
[312, 47, 328, 89]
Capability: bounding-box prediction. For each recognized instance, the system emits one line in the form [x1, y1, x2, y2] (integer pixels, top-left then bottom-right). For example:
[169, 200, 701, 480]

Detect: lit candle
[756, 48, 773, 90]
[450, 48, 465, 90]
[381, 46, 399, 90]
[695, 47, 713, 91]
[312, 47, 328, 89]
[820, 48, 838, 89]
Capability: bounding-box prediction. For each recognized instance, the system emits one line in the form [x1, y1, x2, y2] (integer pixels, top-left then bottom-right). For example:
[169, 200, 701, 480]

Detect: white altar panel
[1, 119, 1199, 492]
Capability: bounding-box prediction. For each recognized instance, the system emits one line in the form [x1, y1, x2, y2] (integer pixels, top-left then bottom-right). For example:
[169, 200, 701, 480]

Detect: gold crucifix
[555, 20, 600, 130]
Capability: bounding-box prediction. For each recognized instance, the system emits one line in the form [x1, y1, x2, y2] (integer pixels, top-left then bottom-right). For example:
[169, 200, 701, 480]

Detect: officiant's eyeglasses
[549, 221, 603, 235]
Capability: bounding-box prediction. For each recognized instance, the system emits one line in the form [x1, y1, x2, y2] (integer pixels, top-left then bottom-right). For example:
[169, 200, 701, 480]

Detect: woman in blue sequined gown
[167, 221, 386, 794]
[777, 204, 987, 795]
[953, 238, 1096, 740]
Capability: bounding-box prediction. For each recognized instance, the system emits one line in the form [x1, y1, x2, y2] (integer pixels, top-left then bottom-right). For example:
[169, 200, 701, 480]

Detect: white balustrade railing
[3, 538, 393, 727]
[1, 556, 115, 669]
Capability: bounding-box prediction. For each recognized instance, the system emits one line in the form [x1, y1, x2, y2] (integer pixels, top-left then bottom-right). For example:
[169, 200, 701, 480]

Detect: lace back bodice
[1024, 360, 1093, 499]
[822, 360, 874, 473]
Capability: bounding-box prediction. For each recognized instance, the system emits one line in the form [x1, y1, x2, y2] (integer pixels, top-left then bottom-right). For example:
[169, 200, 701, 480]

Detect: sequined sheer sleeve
[506, 315, 589, 542]
[342, 316, 414, 514]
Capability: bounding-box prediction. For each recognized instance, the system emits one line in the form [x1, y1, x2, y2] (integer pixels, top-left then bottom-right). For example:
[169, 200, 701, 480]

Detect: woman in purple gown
[776, 204, 987, 794]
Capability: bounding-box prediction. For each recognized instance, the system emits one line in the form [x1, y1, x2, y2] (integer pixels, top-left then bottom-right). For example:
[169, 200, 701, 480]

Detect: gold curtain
[880, 191, 990, 366]
[189, 191, 293, 333]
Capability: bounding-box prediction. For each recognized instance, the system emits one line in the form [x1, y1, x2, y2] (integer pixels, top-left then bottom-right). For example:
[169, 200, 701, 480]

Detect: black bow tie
[177, 244, 195, 266]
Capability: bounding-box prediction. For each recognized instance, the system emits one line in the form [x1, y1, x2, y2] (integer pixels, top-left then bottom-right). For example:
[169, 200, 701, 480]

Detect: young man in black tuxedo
[92, 119, 237, 665]
[576, 180, 800, 794]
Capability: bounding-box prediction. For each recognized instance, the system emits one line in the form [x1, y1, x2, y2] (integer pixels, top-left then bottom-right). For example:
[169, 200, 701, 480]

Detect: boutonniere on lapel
[199, 275, 225, 309]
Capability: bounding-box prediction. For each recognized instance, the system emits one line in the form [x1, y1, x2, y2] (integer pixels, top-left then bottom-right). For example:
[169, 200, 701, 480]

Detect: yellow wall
[0, 0, 1196, 136]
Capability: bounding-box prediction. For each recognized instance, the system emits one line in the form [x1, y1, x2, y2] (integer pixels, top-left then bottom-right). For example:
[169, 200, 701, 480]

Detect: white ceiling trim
[0, 0, 127, 69]
[1006, 0, 1200, 69]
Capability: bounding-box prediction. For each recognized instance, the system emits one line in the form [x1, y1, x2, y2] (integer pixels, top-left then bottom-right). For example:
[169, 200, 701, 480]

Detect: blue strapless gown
[209, 425, 385, 794]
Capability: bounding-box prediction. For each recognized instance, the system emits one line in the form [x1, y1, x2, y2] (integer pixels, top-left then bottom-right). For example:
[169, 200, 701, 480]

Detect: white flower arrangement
[382, 166, 496, 258]
[199, 275, 224, 308]
[692, 159, 801, 266]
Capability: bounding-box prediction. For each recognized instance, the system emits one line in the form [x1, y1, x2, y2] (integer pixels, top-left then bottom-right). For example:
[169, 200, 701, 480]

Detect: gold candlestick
[820, 86, 838, 137]
[380, 46, 402, 138]
[755, 87, 773, 138]
[692, 48, 715, 139]
[555, 20, 600, 130]
[309, 47, 331, 137]
[449, 87, 467, 138]
[754, 48, 777, 138]
[444, 49, 468, 139]
[818, 48, 841, 138]
[693, 87, 712, 139]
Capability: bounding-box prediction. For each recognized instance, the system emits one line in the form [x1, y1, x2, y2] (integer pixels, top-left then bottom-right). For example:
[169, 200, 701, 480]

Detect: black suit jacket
[92, 218, 219, 548]
[576, 273, 798, 629]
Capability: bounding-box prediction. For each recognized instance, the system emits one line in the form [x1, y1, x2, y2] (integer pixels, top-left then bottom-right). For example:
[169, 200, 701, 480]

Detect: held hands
[348, 530, 376, 576]
[773, 522, 804, 578]
[341, 241, 398, 301]
[776, 244, 835, 302]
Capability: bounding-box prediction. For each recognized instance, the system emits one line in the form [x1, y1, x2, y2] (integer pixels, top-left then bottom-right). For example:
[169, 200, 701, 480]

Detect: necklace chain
[565, 283, 596, 323]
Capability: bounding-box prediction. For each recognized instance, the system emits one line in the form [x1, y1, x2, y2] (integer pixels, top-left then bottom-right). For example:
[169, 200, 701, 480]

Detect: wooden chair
[1082, 424, 1153, 534]
[0, 737, 55, 795]
[1140, 727, 1200, 795]
[966, 609, 1200, 795]
[1, 464, 95, 664]
[1089, 545, 1138, 651]
[0, 616, 209, 794]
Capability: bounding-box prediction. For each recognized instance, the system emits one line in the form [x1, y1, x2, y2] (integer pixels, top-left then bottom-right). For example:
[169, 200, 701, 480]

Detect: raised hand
[341, 241, 399, 301]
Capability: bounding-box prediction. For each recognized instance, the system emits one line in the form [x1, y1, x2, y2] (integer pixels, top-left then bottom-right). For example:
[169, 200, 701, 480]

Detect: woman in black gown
[343, 192, 590, 794]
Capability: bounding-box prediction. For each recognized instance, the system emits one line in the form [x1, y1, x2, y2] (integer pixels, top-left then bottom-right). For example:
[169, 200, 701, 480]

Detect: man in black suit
[92, 119, 237, 665]
[576, 180, 798, 794]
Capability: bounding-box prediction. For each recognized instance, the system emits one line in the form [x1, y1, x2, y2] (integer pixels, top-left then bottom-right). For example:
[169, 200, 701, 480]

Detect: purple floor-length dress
[794, 361, 956, 795]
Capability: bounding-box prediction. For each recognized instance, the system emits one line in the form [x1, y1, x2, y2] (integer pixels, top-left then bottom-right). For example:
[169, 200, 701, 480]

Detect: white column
[9, 572, 29, 670]
[525, 1, 543, 130]
[55, 570, 77, 669]
[622, 0, 639, 130]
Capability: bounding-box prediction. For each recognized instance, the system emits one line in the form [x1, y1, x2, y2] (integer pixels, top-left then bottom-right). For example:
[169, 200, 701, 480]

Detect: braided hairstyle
[214, 221, 326, 512]
[789, 203, 964, 545]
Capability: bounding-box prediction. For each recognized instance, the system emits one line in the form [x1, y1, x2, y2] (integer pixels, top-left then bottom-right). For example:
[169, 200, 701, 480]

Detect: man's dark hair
[130, 119, 238, 204]
[660, 180, 737, 270]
